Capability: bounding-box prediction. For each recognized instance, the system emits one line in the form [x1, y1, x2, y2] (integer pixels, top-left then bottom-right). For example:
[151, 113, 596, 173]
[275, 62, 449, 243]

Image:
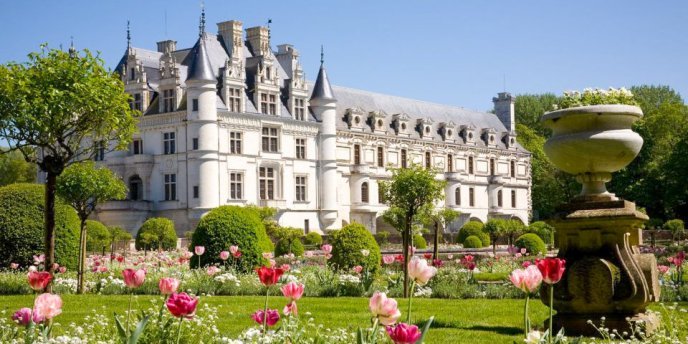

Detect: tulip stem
[524, 294, 529, 337]
[407, 281, 416, 324]
[126, 291, 133, 339]
[175, 316, 183, 344]
[548, 284, 554, 344]
[370, 317, 379, 343]
[263, 287, 270, 333]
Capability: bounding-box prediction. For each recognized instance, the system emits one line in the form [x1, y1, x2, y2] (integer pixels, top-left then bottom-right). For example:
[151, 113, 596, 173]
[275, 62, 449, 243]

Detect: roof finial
[69, 36, 76, 57]
[126, 20, 131, 50]
[199, 1, 206, 38]
[267, 18, 272, 40]
[320, 45, 324, 66]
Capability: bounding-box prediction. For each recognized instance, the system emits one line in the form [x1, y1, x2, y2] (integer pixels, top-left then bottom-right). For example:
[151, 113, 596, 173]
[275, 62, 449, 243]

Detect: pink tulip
[263, 252, 274, 260]
[166, 292, 198, 318]
[51, 263, 59, 271]
[447, 254, 454, 260]
[369, 292, 401, 326]
[658, 265, 670, 274]
[219, 251, 230, 261]
[325, 253, 332, 260]
[251, 309, 280, 326]
[122, 268, 146, 288]
[28, 266, 37, 272]
[159, 277, 180, 295]
[97, 265, 108, 273]
[522, 261, 532, 268]
[12, 308, 37, 326]
[353, 265, 364, 274]
[206, 266, 220, 276]
[305, 251, 315, 258]
[280, 263, 291, 272]
[33, 293, 62, 321]
[194, 246, 205, 256]
[229, 245, 240, 256]
[509, 265, 543, 293]
[281, 281, 305, 302]
[10, 263, 19, 269]
[33, 254, 45, 265]
[407, 257, 437, 286]
[321, 244, 332, 254]
[386, 323, 422, 344]
[383, 255, 395, 265]
[283, 301, 298, 316]
[58, 266, 67, 273]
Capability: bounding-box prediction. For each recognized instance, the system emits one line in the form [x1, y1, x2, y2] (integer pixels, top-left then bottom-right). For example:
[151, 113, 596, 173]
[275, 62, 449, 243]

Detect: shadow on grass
[416, 318, 459, 329]
[465, 325, 522, 336]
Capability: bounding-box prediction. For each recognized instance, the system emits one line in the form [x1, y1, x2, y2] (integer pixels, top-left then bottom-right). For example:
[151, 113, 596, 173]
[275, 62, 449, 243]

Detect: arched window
[455, 187, 461, 206]
[401, 149, 407, 168]
[129, 175, 143, 200]
[511, 190, 517, 207]
[447, 154, 453, 172]
[497, 190, 503, 207]
[425, 152, 431, 169]
[510, 161, 516, 177]
[354, 144, 361, 165]
[361, 182, 369, 203]
[468, 156, 474, 174]
[377, 147, 384, 167]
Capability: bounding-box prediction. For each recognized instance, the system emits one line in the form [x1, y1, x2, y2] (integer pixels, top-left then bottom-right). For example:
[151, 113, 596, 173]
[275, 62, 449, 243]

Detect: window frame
[229, 172, 244, 200]
[230, 131, 242, 154]
[361, 182, 369, 203]
[295, 138, 306, 159]
[261, 127, 280, 153]
[164, 173, 177, 201]
[259, 167, 276, 200]
[163, 132, 176, 155]
[295, 175, 307, 202]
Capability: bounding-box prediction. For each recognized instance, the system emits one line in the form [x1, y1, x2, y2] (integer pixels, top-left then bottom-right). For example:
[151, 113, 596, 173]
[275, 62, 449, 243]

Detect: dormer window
[393, 113, 410, 136]
[294, 98, 306, 120]
[130, 68, 136, 81]
[401, 123, 407, 130]
[440, 122, 456, 142]
[355, 116, 361, 124]
[369, 110, 387, 134]
[260, 93, 277, 115]
[460, 125, 476, 144]
[346, 108, 366, 130]
[162, 89, 176, 113]
[228, 87, 242, 112]
[482, 128, 497, 146]
[418, 118, 434, 139]
[377, 119, 383, 128]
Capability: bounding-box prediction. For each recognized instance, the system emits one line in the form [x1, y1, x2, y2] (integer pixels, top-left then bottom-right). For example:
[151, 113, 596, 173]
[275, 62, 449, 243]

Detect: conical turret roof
[310, 64, 336, 101]
[187, 37, 215, 82]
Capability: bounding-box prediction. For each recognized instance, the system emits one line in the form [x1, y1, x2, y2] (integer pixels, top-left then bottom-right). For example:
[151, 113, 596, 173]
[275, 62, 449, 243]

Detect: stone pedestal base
[549, 312, 660, 338]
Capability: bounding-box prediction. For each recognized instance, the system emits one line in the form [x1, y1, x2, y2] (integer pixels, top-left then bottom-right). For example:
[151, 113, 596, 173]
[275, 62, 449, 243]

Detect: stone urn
[540, 104, 660, 336]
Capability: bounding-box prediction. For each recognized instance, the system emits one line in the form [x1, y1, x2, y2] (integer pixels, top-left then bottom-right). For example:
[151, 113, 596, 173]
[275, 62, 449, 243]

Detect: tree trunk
[433, 221, 440, 260]
[44, 172, 57, 289]
[492, 239, 497, 257]
[77, 217, 87, 294]
[402, 220, 411, 298]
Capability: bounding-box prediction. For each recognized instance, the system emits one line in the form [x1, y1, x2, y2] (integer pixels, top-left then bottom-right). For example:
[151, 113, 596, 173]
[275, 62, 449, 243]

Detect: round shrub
[275, 238, 305, 257]
[413, 234, 427, 249]
[86, 220, 110, 253]
[329, 222, 381, 274]
[515, 233, 547, 255]
[0, 183, 80, 269]
[303, 232, 323, 246]
[463, 235, 483, 248]
[190, 205, 273, 270]
[526, 221, 554, 245]
[135, 218, 177, 251]
[456, 221, 490, 247]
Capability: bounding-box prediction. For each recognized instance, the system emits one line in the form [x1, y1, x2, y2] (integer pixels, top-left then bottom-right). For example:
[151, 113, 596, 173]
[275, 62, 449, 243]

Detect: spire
[310, 47, 335, 101]
[68, 36, 77, 57]
[199, 2, 206, 38]
[126, 20, 132, 51]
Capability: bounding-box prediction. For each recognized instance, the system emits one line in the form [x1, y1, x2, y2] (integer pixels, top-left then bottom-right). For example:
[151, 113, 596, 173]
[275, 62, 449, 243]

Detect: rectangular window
[455, 187, 461, 206]
[511, 190, 517, 208]
[260, 93, 277, 115]
[469, 187, 475, 207]
[497, 190, 503, 207]
[130, 68, 135, 81]
[262, 127, 279, 152]
[468, 156, 474, 174]
[193, 186, 199, 199]
[354, 144, 361, 165]
[192, 138, 199, 150]
[490, 158, 495, 176]
[304, 219, 310, 234]
[295, 138, 306, 159]
[269, 94, 277, 115]
[132, 139, 143, 155]
[129, 93, 142, 111]
[94, 141, 105, 161]
[510, 161, 516, 178]
[192, 98, 199, 111]
[164, 174, 176, 201]
[259, 167, 275, 200]
[163, 132, 176, 154]
[401, 149, 407, 168]
[228, 88, 241, 112]
[163, 89, 175, 113]
[295, 176, 307, 201]
[425, 152, 431, 169]
[230, 172, 243, 200]
[294, 98, 306, 121]
[377, 147, 384, 167]
[230, 132, 242, 154]
[447, 154, 453, 172]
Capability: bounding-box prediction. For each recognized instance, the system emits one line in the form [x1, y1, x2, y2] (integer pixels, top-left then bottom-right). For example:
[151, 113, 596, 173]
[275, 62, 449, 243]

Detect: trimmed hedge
[0, 183, 80, 269]
[526, 221, 554, 245]
[135, 218, 177, 251]
[515, 233, 547, 255]
[329, 223, 381, 274]
[457, 221, 490, 248]
[463, 235, 483, 248]
[190, 206, 273, 270]
[85, 220, 110, 253]
[303, 232, 323, 246]
[413, 234, 427, 249]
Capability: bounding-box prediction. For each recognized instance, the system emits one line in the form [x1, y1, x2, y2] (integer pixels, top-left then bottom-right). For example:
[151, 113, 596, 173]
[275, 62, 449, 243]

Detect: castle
[95, 14, 532, 235]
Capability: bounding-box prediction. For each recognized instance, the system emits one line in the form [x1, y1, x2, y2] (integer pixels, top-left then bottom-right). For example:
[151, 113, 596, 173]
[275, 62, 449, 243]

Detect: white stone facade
[96, 18, 531, 235]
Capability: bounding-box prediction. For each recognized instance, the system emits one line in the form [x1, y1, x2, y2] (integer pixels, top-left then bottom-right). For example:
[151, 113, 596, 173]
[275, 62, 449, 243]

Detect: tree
[379, 165, 445, 297]
[503, 219, 526, 248]
[663, 219, 685, 246]
[484, 219, 507, 256]
[108, 226, 132, 258]
[514, 93, 559, 136]
[0, 148, 36, 186]
[420, 208, 460, 260]
[57, 161, 127, 293]
[0, 45, 138, 275]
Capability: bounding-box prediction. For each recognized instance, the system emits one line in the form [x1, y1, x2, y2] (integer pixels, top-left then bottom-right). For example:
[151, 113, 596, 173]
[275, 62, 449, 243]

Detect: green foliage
[85, 220, 110, 253]
[413, 234, 427, 249]
[374, 231, 390, 245]
[526, 221, 555, 245]
[514, 93, 559, 137]
[0, 183, 80, 268]
[664, 219, 685, 241]
[558, 88, 637, 109]
[57, 161, 127, 220]
[463, 235, 483, 249]
[328, 223, 381, 273]
[190, 206, 272, 270]
[0, 148, 36, 186]
[135, 218, 177, 251]
[275, 238, 305, 257]
[484, 219, 507, 242]
[303, 232, 323, 246]
[514, 233, 547, 255]
[456, 221, 490, 247]
[109, 226, 132, 243]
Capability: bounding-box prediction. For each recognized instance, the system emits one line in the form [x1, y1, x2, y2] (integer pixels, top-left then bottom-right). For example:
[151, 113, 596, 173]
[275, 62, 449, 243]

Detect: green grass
[0, 295, 551, 343]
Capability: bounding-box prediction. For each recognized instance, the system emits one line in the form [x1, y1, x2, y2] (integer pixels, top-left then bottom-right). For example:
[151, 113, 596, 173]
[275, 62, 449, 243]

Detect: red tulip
[423, 253, 433, 260]
[386, 323, 422, 344]
[251, 309, 280, 326]
[256, 266, 284, 286]
[535, 258, 566, 285]
[122, 268, 146, 288]
[27, 271, 52, 291]
[166, 292, 198, 318]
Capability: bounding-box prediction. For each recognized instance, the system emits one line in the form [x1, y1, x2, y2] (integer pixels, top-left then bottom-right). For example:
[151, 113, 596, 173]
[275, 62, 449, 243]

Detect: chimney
[156, 40, 177, 54]
[276, 44, 298, 78]
[492, 92, 515, 133]
[217, 20, 243, 58]
[246, 26, 270, 56]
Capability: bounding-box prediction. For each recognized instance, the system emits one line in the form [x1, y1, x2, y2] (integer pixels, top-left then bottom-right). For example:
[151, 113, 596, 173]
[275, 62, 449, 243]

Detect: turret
[310, 47, 338, 230]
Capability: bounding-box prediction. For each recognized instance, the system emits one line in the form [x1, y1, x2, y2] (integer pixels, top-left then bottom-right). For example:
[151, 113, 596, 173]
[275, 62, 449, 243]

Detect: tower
[493, 92, 515, 133]
[310, 48, 338, 230]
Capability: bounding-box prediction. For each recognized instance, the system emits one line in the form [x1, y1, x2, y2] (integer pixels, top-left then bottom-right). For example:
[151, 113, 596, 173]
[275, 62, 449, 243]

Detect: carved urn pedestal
[540, 105, 661, 336]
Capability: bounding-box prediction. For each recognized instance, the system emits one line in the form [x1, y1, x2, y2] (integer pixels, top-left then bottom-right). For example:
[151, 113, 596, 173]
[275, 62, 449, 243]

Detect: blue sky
[1, 1, 686, 111]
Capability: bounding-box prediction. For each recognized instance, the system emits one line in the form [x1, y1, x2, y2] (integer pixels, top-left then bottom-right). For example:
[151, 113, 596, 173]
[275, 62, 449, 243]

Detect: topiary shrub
[456, 221, 490, 247]
[329, 222, 381, 274]
[413, 234, 427, 249]
[190, 205, 273, 270]
[0, 183, 80, 269]
[526, 221, 554, 245]
[463, 235, 483, 248]
[85, 220, 110, 253]
[374, 231, 390, 245]
[515, 233, 547, 255]
[303, 232, 323, 246]
[135, 218, 177, 251]
[275, 238, 305, 257]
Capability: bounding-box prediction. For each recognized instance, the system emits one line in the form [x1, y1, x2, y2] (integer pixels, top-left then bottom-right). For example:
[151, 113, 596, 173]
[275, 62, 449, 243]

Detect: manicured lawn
[1, 295, 550, 343]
